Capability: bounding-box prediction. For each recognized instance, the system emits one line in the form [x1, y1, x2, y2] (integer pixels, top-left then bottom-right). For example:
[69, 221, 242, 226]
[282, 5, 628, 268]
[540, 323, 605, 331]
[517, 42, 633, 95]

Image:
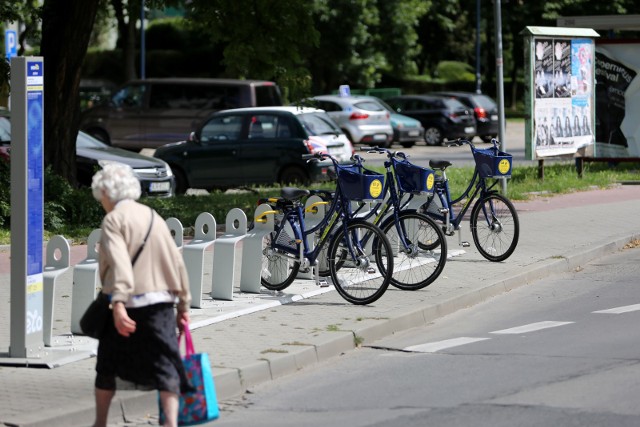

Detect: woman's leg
[159, 391, 179, 427]
[93, 387, 115, 427]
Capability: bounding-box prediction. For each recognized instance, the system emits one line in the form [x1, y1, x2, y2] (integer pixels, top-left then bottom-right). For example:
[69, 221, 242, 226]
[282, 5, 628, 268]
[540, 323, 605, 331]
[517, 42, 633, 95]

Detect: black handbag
[79, 292, 111, 339]
[79, 208, 154, 339]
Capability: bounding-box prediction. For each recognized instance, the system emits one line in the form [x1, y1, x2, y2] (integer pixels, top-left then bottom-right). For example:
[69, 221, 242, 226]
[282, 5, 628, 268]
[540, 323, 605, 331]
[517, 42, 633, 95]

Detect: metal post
[140, 0, 145, 79]
[476, 0, 482, 94]
[493, 0, 507, 193]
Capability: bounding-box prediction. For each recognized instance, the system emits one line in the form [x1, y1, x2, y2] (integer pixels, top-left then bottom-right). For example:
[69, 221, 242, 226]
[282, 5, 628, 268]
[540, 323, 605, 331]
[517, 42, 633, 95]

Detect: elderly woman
[90, 162, 191, 427]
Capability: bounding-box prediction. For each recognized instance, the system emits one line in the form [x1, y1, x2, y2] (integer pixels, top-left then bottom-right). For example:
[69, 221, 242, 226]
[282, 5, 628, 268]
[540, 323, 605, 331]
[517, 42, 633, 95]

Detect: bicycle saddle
[281, 187, 311, 200]
[429, 160, 452, 170]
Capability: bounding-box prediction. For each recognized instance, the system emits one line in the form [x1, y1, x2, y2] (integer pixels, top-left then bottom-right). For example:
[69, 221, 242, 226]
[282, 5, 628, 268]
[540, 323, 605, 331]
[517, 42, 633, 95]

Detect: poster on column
[594, 42, 640, 158]
[533, 37, 595, 157]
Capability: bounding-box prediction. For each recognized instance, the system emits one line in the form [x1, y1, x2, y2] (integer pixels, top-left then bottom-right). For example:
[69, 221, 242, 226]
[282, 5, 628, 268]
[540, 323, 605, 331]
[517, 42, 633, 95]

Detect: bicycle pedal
[367, 267, 376, 274]
[461, 241, 471, 247]
[317, 279, 330, 287]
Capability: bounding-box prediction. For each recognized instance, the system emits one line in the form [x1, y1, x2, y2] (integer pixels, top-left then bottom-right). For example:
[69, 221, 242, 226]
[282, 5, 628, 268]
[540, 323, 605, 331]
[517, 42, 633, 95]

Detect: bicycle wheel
[381, 211, 447, 290]
[418, 195, 445, 250]
[260, 231, 301, 291]
[470, 193, 519, 262]
[327, 220, 393, 305]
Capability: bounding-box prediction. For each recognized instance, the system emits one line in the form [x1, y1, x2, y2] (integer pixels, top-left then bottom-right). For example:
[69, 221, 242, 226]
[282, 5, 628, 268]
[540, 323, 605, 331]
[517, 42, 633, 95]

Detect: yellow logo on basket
[498, 159, 511, 175]
[369, 179, 383, 198]
[426, 173, 435, 190]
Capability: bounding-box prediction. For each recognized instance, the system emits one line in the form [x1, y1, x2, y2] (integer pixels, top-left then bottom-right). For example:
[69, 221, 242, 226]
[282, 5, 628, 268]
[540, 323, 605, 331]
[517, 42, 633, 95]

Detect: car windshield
[443, 98, 468, 110]
[353, 101, 385, 112]
[77, 131, 109, 148]
[298, 112, 341, 135]
[372, 98, 394, 113]
[474, 95, 497, 110]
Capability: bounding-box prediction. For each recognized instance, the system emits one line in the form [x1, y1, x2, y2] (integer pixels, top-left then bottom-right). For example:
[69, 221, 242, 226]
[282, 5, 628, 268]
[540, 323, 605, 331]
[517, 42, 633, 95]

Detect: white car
[306, 95, 394, 147]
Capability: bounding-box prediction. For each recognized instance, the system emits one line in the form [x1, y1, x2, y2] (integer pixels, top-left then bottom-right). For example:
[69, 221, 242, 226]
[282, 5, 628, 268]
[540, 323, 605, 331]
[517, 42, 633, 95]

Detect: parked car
[0, 113, 175, 197]
[354, 95, 424, 148]
[432, 91, 500, 143]
[385, 95, 476, 146]
[153, 106, 354, 194]
[304, 95, 393, 147]
[80, 78, 283, 150]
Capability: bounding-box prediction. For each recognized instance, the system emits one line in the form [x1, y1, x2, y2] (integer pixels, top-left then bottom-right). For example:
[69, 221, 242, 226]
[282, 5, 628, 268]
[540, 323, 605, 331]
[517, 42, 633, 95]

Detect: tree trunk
[40, 0, 100, 185]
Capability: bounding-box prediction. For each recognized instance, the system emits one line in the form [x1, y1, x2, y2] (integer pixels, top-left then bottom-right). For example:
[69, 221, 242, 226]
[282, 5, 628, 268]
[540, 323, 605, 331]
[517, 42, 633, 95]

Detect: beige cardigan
[98, 200, 191, 313]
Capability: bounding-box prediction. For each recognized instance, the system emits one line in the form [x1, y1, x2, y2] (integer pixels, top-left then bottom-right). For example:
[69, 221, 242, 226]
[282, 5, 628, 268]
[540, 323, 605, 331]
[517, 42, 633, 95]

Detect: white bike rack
[70, 229, 101, 335]
[43, 235, 70, 347]
[297, 195, 327, 279]
[240, 204, 274, 293]
[165, 217, 184, 249]
[211, 208, 246, 301]
[183, 212, 216, 308]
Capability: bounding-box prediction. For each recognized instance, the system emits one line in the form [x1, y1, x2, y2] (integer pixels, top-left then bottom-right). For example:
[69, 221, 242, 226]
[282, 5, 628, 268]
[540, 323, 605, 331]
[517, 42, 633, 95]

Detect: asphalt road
[207, 243, 640, 427]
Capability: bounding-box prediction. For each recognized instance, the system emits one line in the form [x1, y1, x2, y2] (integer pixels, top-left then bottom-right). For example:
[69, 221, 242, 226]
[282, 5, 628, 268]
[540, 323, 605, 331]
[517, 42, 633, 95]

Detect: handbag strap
[181, 325, 195, 356]
[131, 207, 154, 266]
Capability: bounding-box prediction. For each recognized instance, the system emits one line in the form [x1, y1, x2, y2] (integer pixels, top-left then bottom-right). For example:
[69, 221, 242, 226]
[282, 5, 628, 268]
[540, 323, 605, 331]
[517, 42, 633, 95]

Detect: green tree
[40, 0, 101, 185]
[185, 0, 319, 101]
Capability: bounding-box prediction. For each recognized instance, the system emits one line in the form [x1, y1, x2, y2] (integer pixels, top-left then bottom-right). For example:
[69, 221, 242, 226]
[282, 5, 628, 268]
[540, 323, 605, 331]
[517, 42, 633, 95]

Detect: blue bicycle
[257, 152, 394, 305]
[420, 138, 519, 262]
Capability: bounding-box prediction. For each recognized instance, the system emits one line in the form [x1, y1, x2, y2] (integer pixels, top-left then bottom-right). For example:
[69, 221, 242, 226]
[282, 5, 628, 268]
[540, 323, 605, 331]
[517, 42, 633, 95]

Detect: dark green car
[153, 106, 353, 193]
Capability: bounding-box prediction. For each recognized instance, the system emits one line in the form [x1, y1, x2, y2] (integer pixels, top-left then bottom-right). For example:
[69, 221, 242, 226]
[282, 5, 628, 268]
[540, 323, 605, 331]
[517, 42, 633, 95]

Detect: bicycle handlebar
[448, 138, 501, 152]
[359, 146, 408, 161]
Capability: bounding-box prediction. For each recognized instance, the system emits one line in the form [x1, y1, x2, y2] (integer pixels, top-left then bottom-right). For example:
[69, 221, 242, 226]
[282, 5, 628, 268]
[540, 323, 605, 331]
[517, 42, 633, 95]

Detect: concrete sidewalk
[1, 185, 640, 427]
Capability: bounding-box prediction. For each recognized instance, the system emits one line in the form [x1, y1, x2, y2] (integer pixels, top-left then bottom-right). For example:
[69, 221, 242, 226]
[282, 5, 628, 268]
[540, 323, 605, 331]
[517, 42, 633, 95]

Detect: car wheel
[424, 127, 443, 146]
[87, 128, 111, 145]
[400, 141, 416, 149]
[279, 166, 309, 186]
[172, 167, 189, 195]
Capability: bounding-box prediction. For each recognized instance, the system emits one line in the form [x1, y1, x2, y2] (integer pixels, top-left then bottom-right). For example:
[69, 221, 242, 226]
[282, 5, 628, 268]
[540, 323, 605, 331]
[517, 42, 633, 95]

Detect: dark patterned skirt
[95, 303, 191, 394]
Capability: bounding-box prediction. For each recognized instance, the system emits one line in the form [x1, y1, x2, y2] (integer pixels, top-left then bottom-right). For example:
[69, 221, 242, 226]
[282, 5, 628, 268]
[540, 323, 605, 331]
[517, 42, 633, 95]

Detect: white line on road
[593, 304, 640, 314]
[490, 321, 574, 335]
[404, 337, 490, 353]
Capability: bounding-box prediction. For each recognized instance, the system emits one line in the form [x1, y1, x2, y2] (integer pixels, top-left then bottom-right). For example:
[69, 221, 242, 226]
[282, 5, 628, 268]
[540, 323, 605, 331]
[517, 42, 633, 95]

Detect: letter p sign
[5, 30, 17, 59]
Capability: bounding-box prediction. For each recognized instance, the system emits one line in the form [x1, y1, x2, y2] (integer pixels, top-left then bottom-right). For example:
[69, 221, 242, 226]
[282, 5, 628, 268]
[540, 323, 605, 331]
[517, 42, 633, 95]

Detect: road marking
[404, 337, 490, 353]
[490, 321, 574, 334]
[593, 304, 640, 314]
[489, 321, 575, 334]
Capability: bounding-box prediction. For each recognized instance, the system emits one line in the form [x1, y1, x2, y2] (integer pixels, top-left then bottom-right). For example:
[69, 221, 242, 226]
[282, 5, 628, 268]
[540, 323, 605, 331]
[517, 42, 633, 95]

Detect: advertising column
[10, 57, 45, 358]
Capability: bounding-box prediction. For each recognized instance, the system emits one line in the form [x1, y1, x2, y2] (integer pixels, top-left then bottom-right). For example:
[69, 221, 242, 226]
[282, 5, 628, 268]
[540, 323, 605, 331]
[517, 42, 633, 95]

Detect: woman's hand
[177, 311, 190, 332]
[112, 302, 136, 337]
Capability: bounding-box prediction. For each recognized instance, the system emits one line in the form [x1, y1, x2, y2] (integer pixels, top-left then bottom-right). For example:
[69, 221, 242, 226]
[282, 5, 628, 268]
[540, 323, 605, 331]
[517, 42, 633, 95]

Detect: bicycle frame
[428, 147, 503, 236]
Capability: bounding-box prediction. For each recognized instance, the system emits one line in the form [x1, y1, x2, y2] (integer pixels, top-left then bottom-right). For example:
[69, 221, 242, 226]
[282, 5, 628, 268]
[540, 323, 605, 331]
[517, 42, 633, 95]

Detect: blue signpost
[5, 30, 17, 59]
[9, 57, 45, 359]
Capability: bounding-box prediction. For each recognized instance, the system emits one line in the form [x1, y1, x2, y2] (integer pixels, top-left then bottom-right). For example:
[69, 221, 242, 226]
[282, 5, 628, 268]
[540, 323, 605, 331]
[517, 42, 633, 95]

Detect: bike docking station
[1, 56, 96, 367]
[211, 208, 247, 301]
[184, 212, 217, 308]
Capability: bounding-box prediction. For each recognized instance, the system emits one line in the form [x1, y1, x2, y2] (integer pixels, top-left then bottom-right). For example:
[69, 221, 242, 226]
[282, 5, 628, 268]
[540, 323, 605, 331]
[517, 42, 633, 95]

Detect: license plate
[464, 126, 475, 134]
[149, 181, 171, 192]
[491, 115, 498, 121]
[373, 134, 387, 141]
[408, 130, 420, 137]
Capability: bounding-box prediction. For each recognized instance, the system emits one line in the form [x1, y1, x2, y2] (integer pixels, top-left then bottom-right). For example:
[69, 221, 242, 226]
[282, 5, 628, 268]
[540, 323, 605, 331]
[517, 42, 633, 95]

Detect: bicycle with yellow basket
[255, 152, 394, 305]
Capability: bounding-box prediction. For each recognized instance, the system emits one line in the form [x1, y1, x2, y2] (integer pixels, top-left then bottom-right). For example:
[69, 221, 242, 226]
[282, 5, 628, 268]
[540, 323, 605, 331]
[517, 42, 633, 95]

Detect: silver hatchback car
[306, 95, 394, 147]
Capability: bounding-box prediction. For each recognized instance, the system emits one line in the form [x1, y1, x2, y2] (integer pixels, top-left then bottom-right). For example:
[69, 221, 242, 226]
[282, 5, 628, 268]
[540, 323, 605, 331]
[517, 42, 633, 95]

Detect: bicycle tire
[327, 220, 393, 305]
[417, 195, 446, 250]
[380, 211, 447, 290]
[260, 231, 301, 291]
[470, 193, 519, 262]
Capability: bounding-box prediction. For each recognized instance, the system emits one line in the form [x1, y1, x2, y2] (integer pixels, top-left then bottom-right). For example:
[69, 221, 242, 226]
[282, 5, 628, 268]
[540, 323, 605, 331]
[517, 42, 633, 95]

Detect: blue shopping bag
[160, 326, 220, 425]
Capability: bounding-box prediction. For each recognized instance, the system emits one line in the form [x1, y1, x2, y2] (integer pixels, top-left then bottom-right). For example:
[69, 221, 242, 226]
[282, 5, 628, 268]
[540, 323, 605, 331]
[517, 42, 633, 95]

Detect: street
[208, 243, 640, 427]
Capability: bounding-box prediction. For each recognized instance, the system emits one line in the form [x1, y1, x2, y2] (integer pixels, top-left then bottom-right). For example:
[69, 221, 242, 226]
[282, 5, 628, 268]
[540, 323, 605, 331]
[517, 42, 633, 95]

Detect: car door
[236, 113, 301, 184]
[187, 114, 244, 188]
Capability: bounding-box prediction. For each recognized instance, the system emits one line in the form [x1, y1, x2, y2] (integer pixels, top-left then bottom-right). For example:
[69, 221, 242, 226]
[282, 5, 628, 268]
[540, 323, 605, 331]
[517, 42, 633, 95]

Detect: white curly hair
[91, 161, 141, 203]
